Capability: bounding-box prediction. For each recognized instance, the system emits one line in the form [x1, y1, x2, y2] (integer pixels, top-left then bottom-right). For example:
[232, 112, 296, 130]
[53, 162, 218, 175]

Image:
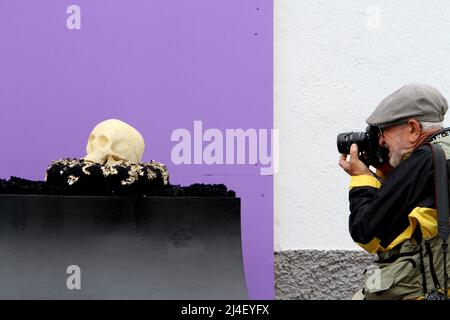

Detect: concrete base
[275, 250, 375, 300]
[0, 195, 246, 299]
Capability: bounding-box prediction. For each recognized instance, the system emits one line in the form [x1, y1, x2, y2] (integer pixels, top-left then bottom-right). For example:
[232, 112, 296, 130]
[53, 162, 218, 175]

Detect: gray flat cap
[366, 83, 448, 127]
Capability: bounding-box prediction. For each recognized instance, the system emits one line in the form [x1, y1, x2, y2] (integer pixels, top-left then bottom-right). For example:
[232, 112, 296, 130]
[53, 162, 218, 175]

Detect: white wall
[275, 0, 450, 251]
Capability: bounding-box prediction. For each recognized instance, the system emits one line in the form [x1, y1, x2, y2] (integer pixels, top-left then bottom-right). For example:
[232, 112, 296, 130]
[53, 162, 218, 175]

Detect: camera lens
[337, 132, 367, 154]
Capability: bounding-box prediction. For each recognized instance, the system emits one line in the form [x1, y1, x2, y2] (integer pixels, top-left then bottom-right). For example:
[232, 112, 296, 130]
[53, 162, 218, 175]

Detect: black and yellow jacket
[348, 128, 450, 299]
[349, 144, 437, 253]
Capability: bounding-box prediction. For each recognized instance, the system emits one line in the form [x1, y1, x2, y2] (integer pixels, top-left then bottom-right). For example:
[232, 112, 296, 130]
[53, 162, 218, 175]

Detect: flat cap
[366, 83, 448, 127]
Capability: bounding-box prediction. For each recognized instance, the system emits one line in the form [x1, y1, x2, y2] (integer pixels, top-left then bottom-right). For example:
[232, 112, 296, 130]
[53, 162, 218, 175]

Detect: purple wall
[0, 0, 273, 299]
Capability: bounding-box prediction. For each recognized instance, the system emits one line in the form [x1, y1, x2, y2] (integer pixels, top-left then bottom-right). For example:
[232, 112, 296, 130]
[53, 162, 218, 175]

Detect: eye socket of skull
[95, 135, 111, 149]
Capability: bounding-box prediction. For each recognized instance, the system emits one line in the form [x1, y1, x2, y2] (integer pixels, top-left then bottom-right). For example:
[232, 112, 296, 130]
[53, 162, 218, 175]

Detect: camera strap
[427, 142, 450, 300]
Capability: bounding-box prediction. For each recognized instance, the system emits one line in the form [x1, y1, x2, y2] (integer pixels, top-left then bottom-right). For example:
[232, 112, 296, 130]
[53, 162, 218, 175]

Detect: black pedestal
[0, 195, 246, 299]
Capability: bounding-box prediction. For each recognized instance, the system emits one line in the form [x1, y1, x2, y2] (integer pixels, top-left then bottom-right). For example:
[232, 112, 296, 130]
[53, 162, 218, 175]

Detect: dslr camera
[337, 126, 389, 167]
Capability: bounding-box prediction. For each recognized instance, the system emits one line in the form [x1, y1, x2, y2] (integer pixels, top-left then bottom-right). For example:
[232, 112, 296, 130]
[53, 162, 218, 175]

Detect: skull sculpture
[83, 119, 145, 165]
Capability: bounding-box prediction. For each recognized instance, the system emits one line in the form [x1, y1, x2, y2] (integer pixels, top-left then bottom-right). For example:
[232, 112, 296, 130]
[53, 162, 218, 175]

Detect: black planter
[0, 195, 246, 299]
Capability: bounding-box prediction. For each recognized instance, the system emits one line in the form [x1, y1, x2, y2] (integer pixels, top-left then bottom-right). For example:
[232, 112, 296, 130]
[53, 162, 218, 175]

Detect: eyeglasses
[377, 122, 410, 138]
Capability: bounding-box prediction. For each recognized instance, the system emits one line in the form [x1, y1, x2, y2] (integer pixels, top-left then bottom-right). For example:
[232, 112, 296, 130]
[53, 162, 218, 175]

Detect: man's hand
[339, 144, 372, 176]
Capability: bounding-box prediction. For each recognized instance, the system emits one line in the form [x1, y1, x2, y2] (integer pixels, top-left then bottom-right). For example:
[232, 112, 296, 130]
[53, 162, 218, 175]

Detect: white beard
[389, 152, 401, 167]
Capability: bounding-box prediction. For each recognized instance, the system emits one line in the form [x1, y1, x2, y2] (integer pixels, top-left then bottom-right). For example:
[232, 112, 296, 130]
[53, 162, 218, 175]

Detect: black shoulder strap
[429, 143, 450, 241]
[427, 142, 450, 299]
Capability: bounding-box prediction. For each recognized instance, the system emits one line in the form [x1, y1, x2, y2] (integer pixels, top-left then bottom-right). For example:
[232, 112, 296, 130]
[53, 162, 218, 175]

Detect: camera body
[337, 126, 389, 167]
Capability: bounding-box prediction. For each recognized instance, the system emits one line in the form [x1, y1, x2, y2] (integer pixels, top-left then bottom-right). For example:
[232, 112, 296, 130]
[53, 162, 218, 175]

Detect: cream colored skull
[83, 119, 145, 165]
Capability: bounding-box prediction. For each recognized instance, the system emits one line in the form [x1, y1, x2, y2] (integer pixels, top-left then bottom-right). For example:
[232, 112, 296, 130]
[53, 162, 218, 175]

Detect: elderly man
[339, 83, 450, 300]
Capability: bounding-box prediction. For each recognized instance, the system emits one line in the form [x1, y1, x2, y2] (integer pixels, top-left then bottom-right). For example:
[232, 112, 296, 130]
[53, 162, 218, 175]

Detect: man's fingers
[339, 154, 349, 170]
[339, 143, 371, 176]
[349, 144, 359, 162]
